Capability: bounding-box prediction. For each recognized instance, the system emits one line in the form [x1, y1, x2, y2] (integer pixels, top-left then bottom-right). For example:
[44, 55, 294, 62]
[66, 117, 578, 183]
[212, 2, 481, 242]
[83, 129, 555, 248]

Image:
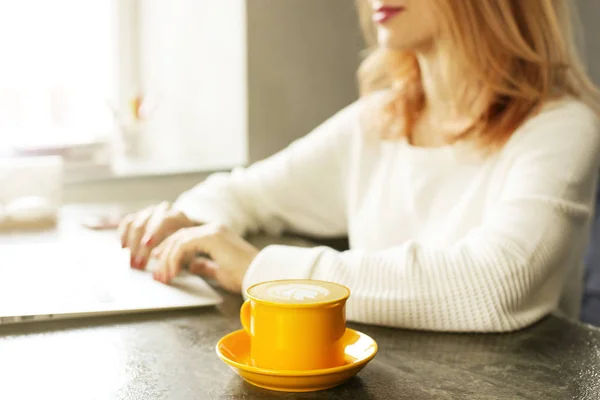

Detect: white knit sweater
[174, 95, 600, 332]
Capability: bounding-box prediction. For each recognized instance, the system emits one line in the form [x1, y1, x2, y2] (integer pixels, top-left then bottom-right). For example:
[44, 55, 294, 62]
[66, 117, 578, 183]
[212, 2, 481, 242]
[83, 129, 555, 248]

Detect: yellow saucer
[216, 328, 378, 393]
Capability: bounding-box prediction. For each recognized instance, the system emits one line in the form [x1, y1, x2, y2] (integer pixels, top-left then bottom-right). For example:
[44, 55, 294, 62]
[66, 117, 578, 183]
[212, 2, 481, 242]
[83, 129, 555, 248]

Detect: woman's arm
[172, 100, 362, 238]
[119, 98, 364, 269]
[243, 103, 600, 332]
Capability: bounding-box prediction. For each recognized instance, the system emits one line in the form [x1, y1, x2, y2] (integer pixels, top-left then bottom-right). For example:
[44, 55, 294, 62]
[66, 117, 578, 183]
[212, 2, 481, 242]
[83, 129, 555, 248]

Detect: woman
[120, 0, 600, 332]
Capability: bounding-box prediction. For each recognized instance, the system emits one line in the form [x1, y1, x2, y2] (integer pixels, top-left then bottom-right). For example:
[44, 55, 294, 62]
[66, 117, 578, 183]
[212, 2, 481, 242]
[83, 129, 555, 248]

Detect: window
[0, 0, 248, 181]
[0, 0, 117, 154]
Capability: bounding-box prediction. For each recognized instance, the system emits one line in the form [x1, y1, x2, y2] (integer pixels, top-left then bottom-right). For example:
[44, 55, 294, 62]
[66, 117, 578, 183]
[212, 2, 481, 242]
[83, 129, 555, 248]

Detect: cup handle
[240, 300, 252, 335]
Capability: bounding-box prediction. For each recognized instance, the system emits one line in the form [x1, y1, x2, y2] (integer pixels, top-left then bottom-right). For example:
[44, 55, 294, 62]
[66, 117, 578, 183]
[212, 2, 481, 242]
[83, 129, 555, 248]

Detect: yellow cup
[240, 279, 350, 371]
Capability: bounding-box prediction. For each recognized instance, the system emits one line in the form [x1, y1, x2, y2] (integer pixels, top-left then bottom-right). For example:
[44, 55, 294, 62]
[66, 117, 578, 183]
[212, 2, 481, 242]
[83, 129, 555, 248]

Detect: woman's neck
[413, 44, 483, 142]
[415, 45, 453, 120]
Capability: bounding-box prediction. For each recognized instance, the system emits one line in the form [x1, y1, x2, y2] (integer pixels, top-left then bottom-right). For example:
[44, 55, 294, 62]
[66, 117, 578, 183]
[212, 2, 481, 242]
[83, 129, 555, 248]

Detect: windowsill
[64, 158, 240, 185]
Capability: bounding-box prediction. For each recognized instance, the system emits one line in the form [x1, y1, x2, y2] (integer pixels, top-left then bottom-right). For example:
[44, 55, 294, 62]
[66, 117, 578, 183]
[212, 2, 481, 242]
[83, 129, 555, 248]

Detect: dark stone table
[1, 207, 600, 399]
[1, 290, 599, 399]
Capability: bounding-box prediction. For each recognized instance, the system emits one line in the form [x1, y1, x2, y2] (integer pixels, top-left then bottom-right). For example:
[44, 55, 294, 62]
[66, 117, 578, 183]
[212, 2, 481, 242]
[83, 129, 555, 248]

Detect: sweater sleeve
[243, 101, 600, 332]
[172, 100, 361, 237]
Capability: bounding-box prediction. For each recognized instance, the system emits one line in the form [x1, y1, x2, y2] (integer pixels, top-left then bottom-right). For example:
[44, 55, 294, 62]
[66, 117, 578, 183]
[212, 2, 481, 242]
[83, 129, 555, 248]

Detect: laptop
[0, 238, 223, 325]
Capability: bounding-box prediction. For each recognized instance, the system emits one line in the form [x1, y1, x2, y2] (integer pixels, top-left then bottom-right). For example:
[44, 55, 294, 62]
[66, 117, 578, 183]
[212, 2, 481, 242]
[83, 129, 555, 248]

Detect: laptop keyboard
[0, 240, 223, 322]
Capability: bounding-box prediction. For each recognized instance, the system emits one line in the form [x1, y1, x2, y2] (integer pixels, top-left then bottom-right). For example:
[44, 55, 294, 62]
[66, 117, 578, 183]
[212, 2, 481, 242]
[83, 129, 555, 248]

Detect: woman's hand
[118, 202, 198, 269]
[151, 224, 259, 293]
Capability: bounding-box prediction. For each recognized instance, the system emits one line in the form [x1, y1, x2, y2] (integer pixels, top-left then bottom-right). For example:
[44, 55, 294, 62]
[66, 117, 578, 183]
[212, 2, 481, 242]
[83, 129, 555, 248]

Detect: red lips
[372, 5, 406, 24]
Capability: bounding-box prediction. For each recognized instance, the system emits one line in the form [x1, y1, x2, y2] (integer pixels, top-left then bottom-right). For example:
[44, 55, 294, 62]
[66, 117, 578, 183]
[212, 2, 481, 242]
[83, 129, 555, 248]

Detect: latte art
[248, 279, 349, 305]
[267, 283, 330, 301]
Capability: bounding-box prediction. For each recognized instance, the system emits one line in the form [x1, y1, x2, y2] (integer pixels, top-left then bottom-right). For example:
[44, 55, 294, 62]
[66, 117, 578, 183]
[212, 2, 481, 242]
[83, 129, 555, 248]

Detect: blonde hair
[357, 0, 600, 148]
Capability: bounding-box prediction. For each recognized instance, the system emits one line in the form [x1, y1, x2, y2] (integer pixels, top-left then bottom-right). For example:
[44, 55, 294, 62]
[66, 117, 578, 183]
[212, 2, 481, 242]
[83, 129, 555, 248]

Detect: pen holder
[114, 121, 143, 159]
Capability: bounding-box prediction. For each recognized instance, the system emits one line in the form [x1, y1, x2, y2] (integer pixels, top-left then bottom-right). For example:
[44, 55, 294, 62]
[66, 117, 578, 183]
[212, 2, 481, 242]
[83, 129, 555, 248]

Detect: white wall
[137, 0, 247, 167]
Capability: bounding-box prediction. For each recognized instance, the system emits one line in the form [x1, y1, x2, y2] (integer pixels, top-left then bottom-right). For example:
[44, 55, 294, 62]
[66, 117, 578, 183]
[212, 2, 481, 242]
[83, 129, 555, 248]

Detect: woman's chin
[377, 30, 436, 52]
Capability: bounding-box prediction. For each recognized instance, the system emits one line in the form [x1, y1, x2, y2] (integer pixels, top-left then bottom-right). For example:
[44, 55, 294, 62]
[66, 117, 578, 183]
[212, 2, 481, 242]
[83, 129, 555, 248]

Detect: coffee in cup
[240, 279, 350, 371]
